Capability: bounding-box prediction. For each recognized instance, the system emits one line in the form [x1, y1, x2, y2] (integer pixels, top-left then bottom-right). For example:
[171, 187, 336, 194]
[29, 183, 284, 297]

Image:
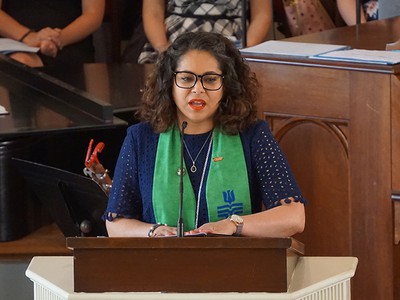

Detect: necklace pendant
[177, 167, 186, 176]
[190, 165, 197, 173]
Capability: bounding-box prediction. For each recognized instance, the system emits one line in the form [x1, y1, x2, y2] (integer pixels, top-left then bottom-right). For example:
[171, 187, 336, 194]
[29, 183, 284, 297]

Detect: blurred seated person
[123, 0, 272, 64]
[105, 31, 305, 238]
[0, 0, 105, 67]
[337, 0, 378, 25]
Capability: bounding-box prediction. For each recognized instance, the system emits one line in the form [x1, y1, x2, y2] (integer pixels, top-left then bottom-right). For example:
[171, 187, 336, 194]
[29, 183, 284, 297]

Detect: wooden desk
[0, 223, 71, 260]
[242, 17, 400, 300]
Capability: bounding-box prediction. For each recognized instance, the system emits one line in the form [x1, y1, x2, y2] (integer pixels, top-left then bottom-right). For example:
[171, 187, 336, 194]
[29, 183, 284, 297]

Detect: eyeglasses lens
[174, 72, 223, 91]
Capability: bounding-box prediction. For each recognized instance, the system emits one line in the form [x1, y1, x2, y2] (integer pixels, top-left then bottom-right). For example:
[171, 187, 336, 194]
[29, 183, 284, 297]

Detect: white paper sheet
[0, 104, 9, 115]
[0, 38, 39, 54]
[240, 40, 350, 57]
[312, 49, 400, 65]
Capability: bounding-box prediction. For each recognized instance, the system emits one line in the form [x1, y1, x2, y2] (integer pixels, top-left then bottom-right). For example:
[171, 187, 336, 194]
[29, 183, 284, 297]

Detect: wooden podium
[67, 237, 304, 293]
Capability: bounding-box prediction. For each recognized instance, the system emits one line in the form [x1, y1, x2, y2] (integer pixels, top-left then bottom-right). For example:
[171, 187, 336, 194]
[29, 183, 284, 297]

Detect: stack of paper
[0, 105, 9, 115]
[0, 38, 39, 54]
[240, 40, 350, 57]
[311, 49, 400, 65]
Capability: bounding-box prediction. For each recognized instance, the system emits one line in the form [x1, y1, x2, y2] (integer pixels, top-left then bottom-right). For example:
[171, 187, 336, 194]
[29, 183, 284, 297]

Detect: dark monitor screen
[13, 158, 108, 237]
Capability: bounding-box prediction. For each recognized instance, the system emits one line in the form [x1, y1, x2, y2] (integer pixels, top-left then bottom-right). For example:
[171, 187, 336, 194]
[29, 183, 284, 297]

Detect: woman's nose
[191, 78, 205, 93]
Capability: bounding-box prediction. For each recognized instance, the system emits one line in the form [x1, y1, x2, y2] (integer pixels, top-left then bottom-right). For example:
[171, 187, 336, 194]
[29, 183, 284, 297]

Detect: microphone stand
[241, 0, 247, 48]
[356, 0, 361, 25]
[177, 121, 187, 237]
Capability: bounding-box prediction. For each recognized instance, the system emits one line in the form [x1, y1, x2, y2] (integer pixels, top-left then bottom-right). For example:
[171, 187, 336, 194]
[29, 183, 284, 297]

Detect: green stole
[153, 126, 251, 231]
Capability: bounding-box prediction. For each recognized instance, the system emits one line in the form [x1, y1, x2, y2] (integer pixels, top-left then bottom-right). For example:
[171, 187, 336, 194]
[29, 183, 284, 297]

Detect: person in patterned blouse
[126, 0, 272, 64]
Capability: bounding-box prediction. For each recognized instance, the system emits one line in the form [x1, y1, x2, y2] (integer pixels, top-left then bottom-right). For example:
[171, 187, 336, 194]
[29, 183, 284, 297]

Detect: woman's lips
[188, 99, 206, 111]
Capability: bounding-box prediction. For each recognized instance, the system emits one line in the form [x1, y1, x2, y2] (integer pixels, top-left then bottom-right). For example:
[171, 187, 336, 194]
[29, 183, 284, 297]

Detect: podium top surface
[67, 236, 305, 253]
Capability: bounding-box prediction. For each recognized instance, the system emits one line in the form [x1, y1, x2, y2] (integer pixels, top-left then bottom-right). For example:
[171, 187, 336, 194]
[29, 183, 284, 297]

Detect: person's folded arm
[246, 0, 272, 47]
[106, 217, 154, 237]
[239, 200, 305, 237]
[337, 0, 366, 25]
[52, 0, 105, 49]
[106, 217, 177, 237]
[0, 8, 35, 44]
[192, 198, 305, 238]
[142, 0, 170, 53]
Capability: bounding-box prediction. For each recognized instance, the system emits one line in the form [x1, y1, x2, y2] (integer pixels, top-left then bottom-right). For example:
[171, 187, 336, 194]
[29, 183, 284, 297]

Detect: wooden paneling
[392, 75, 400, 191]
[392, 74, 400, 300]
[348, 71, 392, 300]
[247, 60, 396, 300]
[274, 118, 350, 256]
[255, 63, 351, 257]
[250, 62, 350, 120]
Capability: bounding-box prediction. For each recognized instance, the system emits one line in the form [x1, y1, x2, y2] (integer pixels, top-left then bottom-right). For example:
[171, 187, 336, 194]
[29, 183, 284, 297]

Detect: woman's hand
[36, 27, 61, 42]
[40, 39, 59, 57]
[151, 225, 177, 237]
[188, 219, 236, 236]
[22, 27, 60, 47]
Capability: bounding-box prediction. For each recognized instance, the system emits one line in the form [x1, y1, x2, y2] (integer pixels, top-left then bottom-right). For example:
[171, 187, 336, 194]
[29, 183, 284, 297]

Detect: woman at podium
[104, 32, 306, 238]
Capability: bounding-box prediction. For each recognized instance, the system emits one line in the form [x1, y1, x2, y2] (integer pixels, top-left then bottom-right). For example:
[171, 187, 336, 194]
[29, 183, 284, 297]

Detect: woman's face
[172, 49, 223, 134]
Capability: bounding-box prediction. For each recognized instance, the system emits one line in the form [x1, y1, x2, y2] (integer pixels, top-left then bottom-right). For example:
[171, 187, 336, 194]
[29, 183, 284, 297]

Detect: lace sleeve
[103, 127, 142, 221]
[251, 121, 306, 209]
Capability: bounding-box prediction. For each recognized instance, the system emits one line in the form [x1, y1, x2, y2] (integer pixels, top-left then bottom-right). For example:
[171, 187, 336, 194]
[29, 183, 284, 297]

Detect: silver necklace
[183, 131, 212, 173]
[195, 131, 213, 228]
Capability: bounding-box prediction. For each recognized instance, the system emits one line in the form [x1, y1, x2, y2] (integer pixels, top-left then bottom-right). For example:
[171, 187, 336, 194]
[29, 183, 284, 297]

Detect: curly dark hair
[138, 31, 259, 134]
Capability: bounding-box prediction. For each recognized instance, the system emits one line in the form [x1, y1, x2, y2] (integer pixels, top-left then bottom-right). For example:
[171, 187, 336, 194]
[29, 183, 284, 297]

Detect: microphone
[177, 121, 187, 237]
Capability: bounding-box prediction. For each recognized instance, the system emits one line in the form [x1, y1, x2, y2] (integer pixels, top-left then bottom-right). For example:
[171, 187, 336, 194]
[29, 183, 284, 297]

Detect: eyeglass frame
[173, 71, 224, 91]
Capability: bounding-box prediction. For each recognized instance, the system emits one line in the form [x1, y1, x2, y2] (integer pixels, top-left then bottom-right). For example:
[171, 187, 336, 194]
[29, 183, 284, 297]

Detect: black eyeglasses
[173, 71, 224, 91]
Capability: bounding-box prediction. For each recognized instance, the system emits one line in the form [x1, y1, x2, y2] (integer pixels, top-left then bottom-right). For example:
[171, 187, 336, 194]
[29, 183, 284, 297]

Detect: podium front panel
[67, 237, 304, 293]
